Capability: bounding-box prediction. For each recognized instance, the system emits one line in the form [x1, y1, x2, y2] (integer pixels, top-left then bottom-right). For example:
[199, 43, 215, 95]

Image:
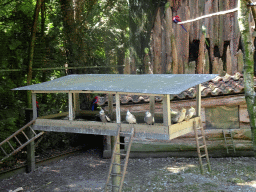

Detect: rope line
[178, 7, 238, 25]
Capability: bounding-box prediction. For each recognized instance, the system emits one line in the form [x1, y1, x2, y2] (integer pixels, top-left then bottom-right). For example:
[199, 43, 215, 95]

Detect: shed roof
[12, 74, 218, 95]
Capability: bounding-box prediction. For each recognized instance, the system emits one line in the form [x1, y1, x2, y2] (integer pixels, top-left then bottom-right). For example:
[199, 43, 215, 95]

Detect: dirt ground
[0, 149, 255, 192]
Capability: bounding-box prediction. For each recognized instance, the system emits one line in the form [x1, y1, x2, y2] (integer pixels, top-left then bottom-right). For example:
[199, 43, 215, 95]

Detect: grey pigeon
[171, 108, 186, 123]
[185, 106, 195, 121]
[126, 110, 136, 124]
[99, 108, 111, 123]
[144, 111, 155, 125]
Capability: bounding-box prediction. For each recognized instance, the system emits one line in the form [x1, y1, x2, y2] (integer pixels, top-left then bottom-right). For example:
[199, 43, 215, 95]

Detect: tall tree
[238, 0, 256, 156]
[27, 0, 44, 108]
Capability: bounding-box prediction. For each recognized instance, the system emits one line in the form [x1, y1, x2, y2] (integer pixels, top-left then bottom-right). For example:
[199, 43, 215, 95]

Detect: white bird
[126, 110, 136, 124]
[170, 107, 179, 115]
[144, 111, 155, 125]
[99, 108, 111, 124]
[185, 106, 195, 121]
[171, 108, 186, 123]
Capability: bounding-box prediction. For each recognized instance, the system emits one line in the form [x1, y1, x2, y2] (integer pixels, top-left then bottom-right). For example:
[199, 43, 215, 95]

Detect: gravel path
[0, 149, 255, 192]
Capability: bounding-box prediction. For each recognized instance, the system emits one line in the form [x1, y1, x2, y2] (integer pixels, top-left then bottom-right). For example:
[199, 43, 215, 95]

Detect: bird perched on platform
[170, 107, 179, 115]
[185, 106, 195, 121]
[172, 15, 187, 32]
[99, 108, 111, 124]
[144, 111, 154, 125]
[91, 96, 99, 111]
[126, 110, 136, 124]
[171, 108, 186, 123]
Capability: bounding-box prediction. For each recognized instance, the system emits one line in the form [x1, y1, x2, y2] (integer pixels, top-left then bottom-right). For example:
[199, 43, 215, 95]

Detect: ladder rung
[200, 154, 207, 158]
[111, 173, 123, 176]
[114, 153, 127, 156]
[21, 131, 29, 141]
[116, 142, 127, 145]
[202, 163, 209, 166]
[14, 136, 22, 146]
[29, 126, 37, 136]
[0, 146, 8, 156]
[197, 136, 204, 140]
[7, 141, 15, 151]
[107, 184, 120, 188]
[199, 145, 206, 148]
[119, 132, 132, 136]
[112, 163, 123, 166]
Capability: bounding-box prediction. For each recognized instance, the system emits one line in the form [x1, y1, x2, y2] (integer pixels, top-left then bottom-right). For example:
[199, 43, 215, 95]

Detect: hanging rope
[177, 7, 238, 25]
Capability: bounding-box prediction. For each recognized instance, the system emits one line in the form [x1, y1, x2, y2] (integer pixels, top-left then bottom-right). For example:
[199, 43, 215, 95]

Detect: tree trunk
[27, 0, 43, 108]
[238, 0, 256, 156]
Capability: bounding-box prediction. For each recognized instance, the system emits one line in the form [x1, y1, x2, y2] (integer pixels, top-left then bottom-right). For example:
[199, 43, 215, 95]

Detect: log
[153, 8, 162, 74]
[212, 57, 219, 74]
[197, 33, 205, 74]
[226, 45, 232, 74]
[219, 0, 224, 56]
[171, 29, 178, 74]
[237, 49, 244, 73]
[165, 3, 172, 73]
[204, 49, 210, 74]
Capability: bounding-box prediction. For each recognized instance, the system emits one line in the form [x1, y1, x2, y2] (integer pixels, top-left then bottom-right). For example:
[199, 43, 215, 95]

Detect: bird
[126, 110, 136, 124]
[172, 15, 187, 32]
[91, 96, 99, 111]
[144, 111, 155, 125]
[99, 108, 111, 124]
[170, 107, 179, 115]
[171, 108, 187, 123]
[185, 106, 195, 121]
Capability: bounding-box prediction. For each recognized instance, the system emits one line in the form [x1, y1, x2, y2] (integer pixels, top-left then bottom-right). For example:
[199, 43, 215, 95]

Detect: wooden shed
[12, 74, 217, 140]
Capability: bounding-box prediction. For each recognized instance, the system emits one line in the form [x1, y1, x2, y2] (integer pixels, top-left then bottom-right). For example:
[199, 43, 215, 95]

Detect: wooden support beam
[32, 93, 37, 120]
[68, 92, 74, 120]
[163, 94, 171, 126]
[73, 93, 80, 112]
[26, 108, 35, 173]
[108, 94, 114, 120]
[196, 84, 201, 117]
[112, 93, 121, 192]
[150, 96, 155, 118]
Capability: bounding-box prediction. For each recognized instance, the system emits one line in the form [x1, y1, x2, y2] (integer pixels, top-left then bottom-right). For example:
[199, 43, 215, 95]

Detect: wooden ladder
[0, 120, 44, 162]
[104, 126, 134, 192]
[222, 129, 236, 154]
[193, 120, 211, 174]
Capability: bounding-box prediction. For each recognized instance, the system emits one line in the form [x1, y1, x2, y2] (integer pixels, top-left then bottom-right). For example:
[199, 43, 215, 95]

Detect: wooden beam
[196, 84, 201, 117]
[150, 96, 155, 118]
[32, 93, 37, 120]
[32, 90, 163, 97]
[113, 93, 121, 191]
[115, 94, 121, 123]
[73, 93, 80, 112]
[108, 94, 114, 120]
[163, 94, 171, 126]
[68, 92, 73, 120]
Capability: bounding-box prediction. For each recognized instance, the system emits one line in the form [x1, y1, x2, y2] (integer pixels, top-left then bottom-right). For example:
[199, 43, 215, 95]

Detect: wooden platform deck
[33, 117, 200, 140]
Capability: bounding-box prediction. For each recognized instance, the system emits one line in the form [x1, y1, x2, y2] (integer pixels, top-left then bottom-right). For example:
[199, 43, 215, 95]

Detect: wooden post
[73, 93, 80, 112]
[105, 94, 114, 152]
[68, 92, 74, 120]
[112, 93, 121, 192]
[196, 84, 201, 117]
[150, 96, 155, 118]
[108, 94, 114, 120]
[27, 93, 36, 173]
[32, 93, 37, 120]
[163, 94, 171, 126]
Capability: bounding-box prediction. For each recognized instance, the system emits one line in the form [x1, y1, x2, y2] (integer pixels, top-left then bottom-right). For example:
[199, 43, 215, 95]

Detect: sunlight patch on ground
[237, 180, 256, 188]
[166, 164, 196, 173]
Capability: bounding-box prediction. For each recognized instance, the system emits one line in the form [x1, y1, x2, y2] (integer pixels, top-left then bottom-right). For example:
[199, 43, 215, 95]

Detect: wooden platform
[33, 117, 200, 140]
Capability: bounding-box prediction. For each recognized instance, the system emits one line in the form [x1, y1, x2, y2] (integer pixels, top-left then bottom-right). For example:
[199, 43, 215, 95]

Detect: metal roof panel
[12, 74, 218, 95]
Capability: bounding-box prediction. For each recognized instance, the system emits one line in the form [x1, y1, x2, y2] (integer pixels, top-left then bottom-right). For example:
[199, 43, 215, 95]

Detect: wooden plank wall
[150, 0, 254, 75]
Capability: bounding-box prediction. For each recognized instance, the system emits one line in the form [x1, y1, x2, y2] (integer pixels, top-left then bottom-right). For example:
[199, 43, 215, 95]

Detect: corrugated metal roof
[12, 74, 218, 95]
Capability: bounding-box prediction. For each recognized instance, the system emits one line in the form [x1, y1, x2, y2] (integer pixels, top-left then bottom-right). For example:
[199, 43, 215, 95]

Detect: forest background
[1, 0, 256, 160]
